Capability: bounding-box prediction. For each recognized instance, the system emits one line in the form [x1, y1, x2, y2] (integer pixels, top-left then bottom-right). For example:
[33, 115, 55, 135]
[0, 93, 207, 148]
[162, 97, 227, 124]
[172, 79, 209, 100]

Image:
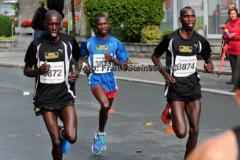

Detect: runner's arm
[105, 53, 128, 70]
[79, 41, 92, 75]
[151, 35, 171, 77]
[199, 38, 214, 73]
[23, 65, 39, 77]
[113, 40, 129, 71]
[24, 61, 50, 77]
[23, 41, 50, 77]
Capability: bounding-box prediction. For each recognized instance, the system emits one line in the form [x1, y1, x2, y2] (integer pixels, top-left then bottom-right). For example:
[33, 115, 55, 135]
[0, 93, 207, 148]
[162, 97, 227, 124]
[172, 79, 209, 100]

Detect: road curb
[0, 63, 23, 68]
[198, 69, 231, 75]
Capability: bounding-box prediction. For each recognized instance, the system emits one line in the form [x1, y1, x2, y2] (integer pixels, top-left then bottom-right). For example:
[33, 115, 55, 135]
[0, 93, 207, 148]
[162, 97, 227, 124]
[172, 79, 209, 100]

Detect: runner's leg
[59, 105, 77, 143]
[171, 101, 187, 138]
[92, 87, 111, 132]
[184, 100, 201, 158]
[42, 111, 62, 160]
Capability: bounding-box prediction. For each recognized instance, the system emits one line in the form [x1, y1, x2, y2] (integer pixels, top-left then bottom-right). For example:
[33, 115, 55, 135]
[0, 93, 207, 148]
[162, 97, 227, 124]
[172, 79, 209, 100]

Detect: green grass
[0, 36, 16, 40]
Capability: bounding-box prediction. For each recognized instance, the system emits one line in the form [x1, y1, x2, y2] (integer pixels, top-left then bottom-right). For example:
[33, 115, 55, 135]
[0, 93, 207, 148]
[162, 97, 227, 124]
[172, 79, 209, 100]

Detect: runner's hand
[68, 70, 79, 83]
[82, 62, 91, 75]
[38, 61, 50, 75]
[204, 62, 214, 73]
[163, 72, 176, 85]
[104, 53, 114, 62]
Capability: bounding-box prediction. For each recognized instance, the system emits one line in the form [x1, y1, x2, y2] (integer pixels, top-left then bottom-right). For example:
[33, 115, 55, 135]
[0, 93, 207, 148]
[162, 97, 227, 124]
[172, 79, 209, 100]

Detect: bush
[141, 25, 161, 43]
[84, 0, 164, 42]
[0, 14, 13, 37]
[161, 28, 173, 36]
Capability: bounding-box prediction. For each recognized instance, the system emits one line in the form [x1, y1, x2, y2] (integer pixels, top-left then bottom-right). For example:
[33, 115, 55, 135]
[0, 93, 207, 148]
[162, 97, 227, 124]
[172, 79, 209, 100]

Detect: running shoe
[161, 103, 171, 125]
[92, 132, 106, 155]
[92, 142, 101, 155]
[58, 124, 71, 154]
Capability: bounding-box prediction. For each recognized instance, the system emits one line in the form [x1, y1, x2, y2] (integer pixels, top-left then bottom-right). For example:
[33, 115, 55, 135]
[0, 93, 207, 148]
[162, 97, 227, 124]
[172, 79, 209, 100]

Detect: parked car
[3, 0, 18, 3]
[0, 3, 16, 18]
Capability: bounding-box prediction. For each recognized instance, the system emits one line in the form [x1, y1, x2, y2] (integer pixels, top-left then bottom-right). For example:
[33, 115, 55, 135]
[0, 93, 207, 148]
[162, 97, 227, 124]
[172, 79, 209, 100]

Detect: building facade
[161, 0, 239, 40]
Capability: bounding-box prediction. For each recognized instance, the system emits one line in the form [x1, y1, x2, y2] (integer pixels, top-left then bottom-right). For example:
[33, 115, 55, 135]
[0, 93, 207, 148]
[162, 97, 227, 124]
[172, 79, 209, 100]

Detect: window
[161, 0, 173, 31]
[208, 0, 238, 35]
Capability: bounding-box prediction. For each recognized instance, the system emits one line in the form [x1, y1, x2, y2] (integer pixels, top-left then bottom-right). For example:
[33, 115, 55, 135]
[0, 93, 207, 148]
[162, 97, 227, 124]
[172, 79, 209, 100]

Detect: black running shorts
[34, 99, 74, 116]
[167, 73, 202, 102]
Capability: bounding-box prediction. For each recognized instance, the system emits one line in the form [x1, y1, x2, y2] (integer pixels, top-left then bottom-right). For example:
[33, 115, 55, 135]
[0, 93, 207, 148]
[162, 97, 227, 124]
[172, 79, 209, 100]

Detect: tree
[84, 0, 164, 42]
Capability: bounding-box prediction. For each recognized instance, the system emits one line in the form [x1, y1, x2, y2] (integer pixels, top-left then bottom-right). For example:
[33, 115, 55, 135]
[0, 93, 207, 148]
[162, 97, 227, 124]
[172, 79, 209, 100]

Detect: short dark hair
[228, 7, 238, 15]
[180, 6, 195, 17]
[45, 10, 62, 22]
[95, 14, 108, 24]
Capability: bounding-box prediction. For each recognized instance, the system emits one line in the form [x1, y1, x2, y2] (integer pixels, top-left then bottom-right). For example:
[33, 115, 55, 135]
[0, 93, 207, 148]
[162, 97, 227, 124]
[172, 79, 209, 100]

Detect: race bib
[93, 54, 113, 73]
[40, 61, 65, 84]
[173, 55, 197, 77]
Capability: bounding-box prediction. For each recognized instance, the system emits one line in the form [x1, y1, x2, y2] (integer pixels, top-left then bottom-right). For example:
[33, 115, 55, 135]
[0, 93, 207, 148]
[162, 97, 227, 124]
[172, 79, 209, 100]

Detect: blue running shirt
[80, 35, 129, 92]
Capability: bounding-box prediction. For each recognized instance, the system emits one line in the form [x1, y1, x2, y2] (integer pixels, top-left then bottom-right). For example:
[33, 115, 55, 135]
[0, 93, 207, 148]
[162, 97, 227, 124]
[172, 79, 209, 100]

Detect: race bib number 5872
[40, 61, 65, 84]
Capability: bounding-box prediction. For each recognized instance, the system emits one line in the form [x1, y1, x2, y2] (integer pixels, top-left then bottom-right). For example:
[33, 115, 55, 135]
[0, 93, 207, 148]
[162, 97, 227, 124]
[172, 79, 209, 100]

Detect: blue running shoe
[91, 132, 106, 155]
[58, 124, 71, 154]
[91, 142, 101, 155]
[61, 139, 71, 154]
[95, 132, 106, 151]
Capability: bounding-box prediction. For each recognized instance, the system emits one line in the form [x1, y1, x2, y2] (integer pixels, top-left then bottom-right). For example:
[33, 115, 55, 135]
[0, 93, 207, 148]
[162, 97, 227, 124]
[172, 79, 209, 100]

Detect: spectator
[47, 0, 64, 18]
[31, 0, 47, 39]
[222, 8, 240, 90]
[219, 3, 239, 29]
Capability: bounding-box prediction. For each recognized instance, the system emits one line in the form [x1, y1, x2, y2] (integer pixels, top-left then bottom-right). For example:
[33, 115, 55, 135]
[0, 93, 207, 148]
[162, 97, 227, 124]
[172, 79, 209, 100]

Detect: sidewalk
[0, 50, 234, 95]
[0, 51, 232, 74]
[0, 34, 232, 75]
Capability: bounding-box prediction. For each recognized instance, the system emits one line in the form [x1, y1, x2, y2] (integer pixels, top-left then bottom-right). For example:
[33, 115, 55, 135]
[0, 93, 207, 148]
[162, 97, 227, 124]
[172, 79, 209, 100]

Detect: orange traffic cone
[109, 108, 116, 114]
[164, 122, 175, 134]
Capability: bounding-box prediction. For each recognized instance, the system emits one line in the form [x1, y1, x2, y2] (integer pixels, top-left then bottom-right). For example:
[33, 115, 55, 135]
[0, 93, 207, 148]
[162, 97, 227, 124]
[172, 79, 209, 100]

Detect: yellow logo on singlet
[179, 46, 192, 53]
[96, 45, 108, 51]
[45, 52, 59, 59]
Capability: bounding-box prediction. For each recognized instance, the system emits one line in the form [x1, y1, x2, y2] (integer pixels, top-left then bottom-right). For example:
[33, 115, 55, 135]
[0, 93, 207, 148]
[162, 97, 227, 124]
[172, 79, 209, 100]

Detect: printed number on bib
[40, 61, 65, 84]
[173, 55, 197, 77]
[93, 54, 113, 73]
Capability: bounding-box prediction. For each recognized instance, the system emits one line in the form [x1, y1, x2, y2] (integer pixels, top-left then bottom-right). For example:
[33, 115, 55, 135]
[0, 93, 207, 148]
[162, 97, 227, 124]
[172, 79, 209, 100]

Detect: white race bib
[40, 61, 65, 84]
[93, 54, 113, 73]
[173, 55, 197, 77]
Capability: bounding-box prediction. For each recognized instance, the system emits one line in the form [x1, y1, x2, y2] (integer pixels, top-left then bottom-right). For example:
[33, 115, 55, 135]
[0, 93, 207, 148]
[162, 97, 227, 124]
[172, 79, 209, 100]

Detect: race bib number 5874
[173, 55, 197, 77]
[40, 61, 65, 84]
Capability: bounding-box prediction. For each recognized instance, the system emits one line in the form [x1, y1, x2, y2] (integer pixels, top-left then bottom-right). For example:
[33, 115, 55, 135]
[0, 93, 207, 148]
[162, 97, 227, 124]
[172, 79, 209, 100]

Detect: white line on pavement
[116, 76, 235, 96]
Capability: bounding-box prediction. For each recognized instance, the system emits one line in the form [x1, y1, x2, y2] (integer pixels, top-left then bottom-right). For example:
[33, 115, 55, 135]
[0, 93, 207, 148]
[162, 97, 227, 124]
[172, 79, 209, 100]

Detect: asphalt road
[0, 67, 239, 160]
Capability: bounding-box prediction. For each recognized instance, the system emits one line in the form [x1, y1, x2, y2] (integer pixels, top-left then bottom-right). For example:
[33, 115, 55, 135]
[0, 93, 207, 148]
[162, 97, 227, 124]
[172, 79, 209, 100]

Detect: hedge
[84, 0, 164, 42]
[0, 14, 13, 37]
